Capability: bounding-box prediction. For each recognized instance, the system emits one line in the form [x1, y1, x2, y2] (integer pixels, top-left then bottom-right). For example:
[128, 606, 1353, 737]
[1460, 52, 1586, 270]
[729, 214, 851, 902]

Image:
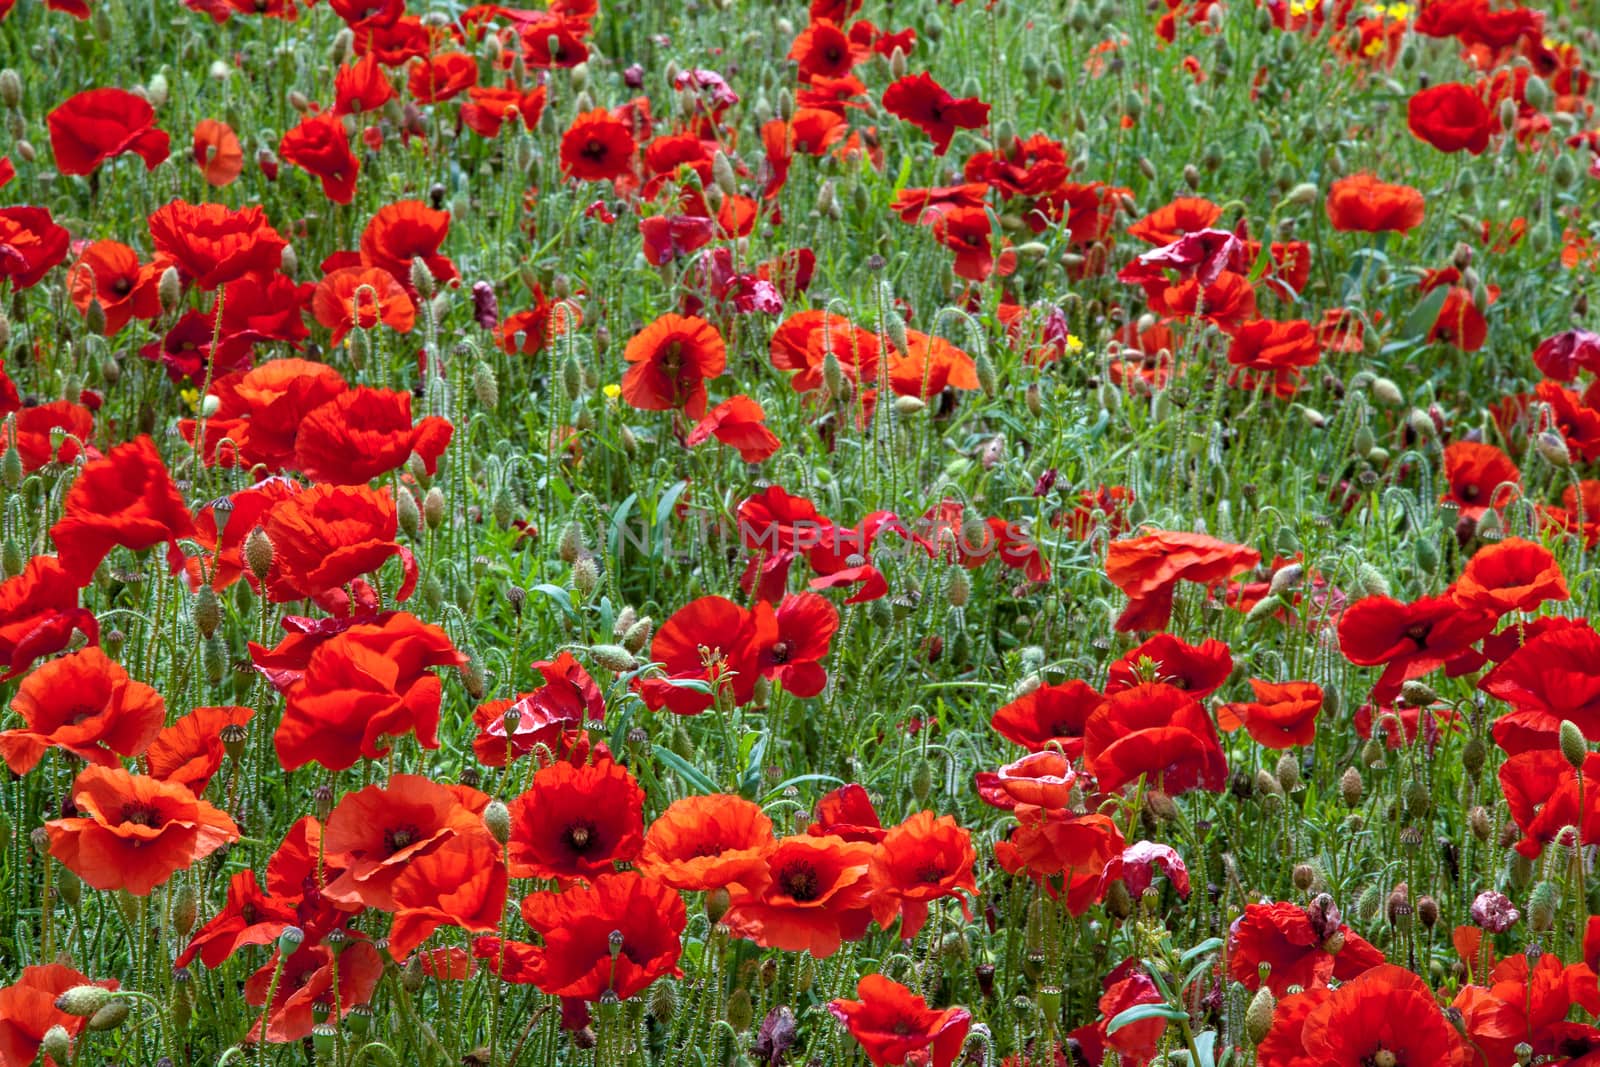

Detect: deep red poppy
[505, 758, 645, 881]
[1083, 682, 1228, 795]
[148, 199, 287, 290]
[279, 113, 361, 204]
[1218, 679, 1324, 749]
[882, 72, 990, 155]
[47, 88, 170, 176]
[1408, 82, 1494, 154]
[828, 975, 972, 1067]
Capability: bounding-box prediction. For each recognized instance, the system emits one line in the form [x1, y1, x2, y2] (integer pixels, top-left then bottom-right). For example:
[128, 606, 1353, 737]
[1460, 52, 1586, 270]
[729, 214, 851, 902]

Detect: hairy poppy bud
[589, 644, 636, 673]
[87, 999, 129, 1032]
[1560, 720, 1588, 771]
[572, 555, 600, 598]
[243, 526, 273, 583]
[1245, 986, 1275, 1044]
[1355, 563, 1390, 599]
[40, 1026, 70, 1064]
[1537, 430, 1572, 469]
[423, 487, 446, 529]
[55, 986, 116, 1017]
[621, 617, 652, 654]
[1529, 881, 1558, 933]
[0, 69, 20, 108]
[158, 266, 182, 315]
[1339, 766, 1363, 808]
[482, 800, 510, 845]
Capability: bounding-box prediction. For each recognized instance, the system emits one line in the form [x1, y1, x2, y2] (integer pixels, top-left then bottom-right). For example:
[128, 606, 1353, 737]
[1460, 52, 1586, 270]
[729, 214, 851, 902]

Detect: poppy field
[3, 0, 1600, 1063]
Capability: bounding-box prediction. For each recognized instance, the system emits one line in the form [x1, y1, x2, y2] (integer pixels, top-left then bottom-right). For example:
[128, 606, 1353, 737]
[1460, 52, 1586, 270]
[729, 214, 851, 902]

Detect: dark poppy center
[1363, 1050, 1399, 1067]
[917, 864, 947, 884]
[240, 902, 259, 924]
[384, 824, 420, 853]
[565, 821, 597, 852]
[768, 641, 792, 664]
[583, 138, 608, 162]
[1459, 483, 1479, 501]
[111, 277, 132, 296]
[778, 862, 820, 901]
[122, 803, 161, 828]
[1404, 623, 1431, 646]
[66, 705, 101, 726]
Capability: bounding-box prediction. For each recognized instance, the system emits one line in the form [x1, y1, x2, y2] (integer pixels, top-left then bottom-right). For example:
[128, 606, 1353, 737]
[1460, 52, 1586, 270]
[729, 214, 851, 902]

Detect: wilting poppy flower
[517, 872, 686, 1004]
[191, 118, 243, 185]
[47, 88, 170, 176]
[1442, 441, 1520, 519]
[1106, 633, 1233, 697]
[48, 435, 195, 583]
[0, 964, 117, 1067]
[0, 207, 71, 290]
[1229, 900, 1385, 996]
[807, 783, 886, 844]
[245, 941, 383, 1044]
[636, 793, 775, 892]
[1105, 530, 1261, 632]
[993, 806, 1123, 913]
[388, 831, 507, 958]
[274, 612, 464, 771]
[1453, 536, 1568, 615]
[321, 774, 488, 910]
[1218, 680, 1323, 749]
[470, 652, 604, 767]
[0, 647, 164, 775]
[637, 595, 776, 714]
[148, 200, 287, 290]
[882, 73, 989, 155]
[260, 483, 417, 607]
[176, 870, 300, 969]
[722, 834, 876, 957]
[1083, 682, 1228, 795]
[1408, 82, 1494, 154]
[45, 766, 239, 895]
[1532, 328, 1600, 382]
[293, 388, 452, 484]
[1325, 173, 1426, 233]
[686, 395, 781, 462]
[0, 556, 97, 681]
[279, 113, 360, 203]
[860, 811, 976, 943]
[360, 199, 458, 292]
[560, 108, 636, 181]
[66, 240, 163, 334]
[828, 975, 972, 1067]
[1338, 594, 1496, 702]
[975, 751, 1078, 810]
[621, 313, 726, 418]
[1257, 964, 1470, 1066]
[1068, 961, 1169, 1067]
[144, 705, 255, 793]
[311, 266, 415, 343]
[505, 758, 644, 881]
[990, 680, 1105, 758]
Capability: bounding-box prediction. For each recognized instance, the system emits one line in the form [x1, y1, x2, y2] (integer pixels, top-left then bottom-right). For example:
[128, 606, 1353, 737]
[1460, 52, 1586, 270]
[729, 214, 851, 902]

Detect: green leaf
[652, 745, 720, 795]
[761, 774, 845, 803]
[1400, 284, 1449, 341]
[1106, 1003, 1189, 1035]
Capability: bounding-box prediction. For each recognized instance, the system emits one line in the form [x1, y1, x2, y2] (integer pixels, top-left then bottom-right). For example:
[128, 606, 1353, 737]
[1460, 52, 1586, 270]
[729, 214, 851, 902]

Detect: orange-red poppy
[866, 811, 978, 941]
[621, 313, 726, 418]
[828, 975, 972, 1067]
[192, 119, 243, 186]
[1218, 679, 1324, 749]
[0, 647, 165, 775]
[636, 793, 776, 893]
[147, 199, 287, 290]
[506, 758, 644, 881]
[1325, 173, 1426, 233]
[48, 435, 195, 583]
[721, 834, 876, 957]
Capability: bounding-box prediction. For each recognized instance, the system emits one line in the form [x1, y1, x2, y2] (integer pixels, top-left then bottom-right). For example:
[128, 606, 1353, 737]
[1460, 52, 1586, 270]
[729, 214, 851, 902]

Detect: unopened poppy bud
[87, 998, 129, 1032]
[649, 981, 677, 1022]
[56, 867, 80, 906]
[1103, 879, 1132, 919]
[1398, 680, 1436, 707]
[1554, 151, 1580, 189]
[1276, 753, 1302, 792]
[1340, 766, 1363, 807]
[1245, 986, 1275, 1044]
[482, 800, 510, 845]
[1355, 563, 1390, 599]
[193, 586, 221, 638]
[621, 617, 652, 653]
[1537, 430, 1572, 468]
[40, 1026, 70, 1064]
[423, 486, 446, 529]
[1417, 895, 1439, 929]
[1285, 181, 1318, 206]
[893, 395, 926, 416]
[158, 266, 182, 314]
[975, 349, 998, 395]
[0, 69, 20, 108]
[1499, 97, 1518, 132]
[459, 654, 486, 699]
[1, 448, 20, 490]
[725, 986, 753, 1033]
[1560, 719, 1588, 770]
[1468, 804, 1491, 840]
[1292, 863, 1316, 892]
[572, 555, 600, 597]
[1245, 593, 1283, 624]
[171, 883, 198, 937]
[397, 490, 421, 537]
[705, 887, 731, 924]
[1268, 563, 1303, 596]
[244, 526, 273, 583]
[888, 45, 908, 79]
[589, 644, 637, 673]
[945, 568, 970, 608]
[1529, 881, 1558, 932]
[56, 986, 116, 1017]
[910, 758, 934, 803]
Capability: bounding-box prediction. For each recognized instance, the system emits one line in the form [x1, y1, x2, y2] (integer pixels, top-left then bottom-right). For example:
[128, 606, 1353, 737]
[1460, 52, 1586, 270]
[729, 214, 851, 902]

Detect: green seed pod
[1560, 720, 1588, 770]
[1340, 766, 1363, 807]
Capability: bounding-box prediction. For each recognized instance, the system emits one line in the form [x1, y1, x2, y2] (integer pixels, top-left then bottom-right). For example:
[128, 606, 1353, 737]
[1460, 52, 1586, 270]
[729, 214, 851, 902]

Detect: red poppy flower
[1454, 536, 1568, 615]
[828, 975, 972, 1067]
[516, 12, 591, 67]
[1104, 530, 1261, 632]
[321, 774, 488, 910]
[722, 834, 875, 957]
[1338, 594, 1496, 702]
[914, 203, 1015, 283]
[470, 652, 604, 766]
[260, 483, 417, 607]
[0, 207, 71, 290]
[759, 109, 847, 197]
[975, 750, 1078, 810]
[0, 556, 97, 681]
[882, 73, 990, 155]
[311, 265, 415, 343]
[408, 51, 477, 103]
[1106, 633, 1233, 697]
[989, 680, 1105, 758]
[867, 811, 978, 941]
[1325, 173, 1426, 233]
[176, 870, 300, 969]
[388, 831, 507, 959]
[3, 401, 94, 472]
[993, 806, 1123, 913]
[888, 329, 981, 395]
[685, 394, 781, 462]
[1225, 318, 1321, 398]
[1532, 328, 1600, 382]
[1069, 961, 1170, 1067]
[66, 241, 164, 334]
[516, 872, 685, 1012]
[0, 964, 118, 1067]
[293, 387, 451, 484]
[505, 758, 644, 881]
[1408, 82, 1494, 154]
[1143, 270, 1258, 328]
[48, 435, 195, 583]
[1441, 441, 1520, 519]
[1481, 624, 1600, 745]
[0, 647, 164, 775]
[637, 595, 776, 715]
[1127, 197, 1222, 245]
[279, 113, 360, 203]
[334, 53, 396, 115]
[245, 942, 383, 1044]
[636, 793, 776, 892]
[461, 83, 547, 137]
[360, 199, 458, 292]
[190, 118, 242, 186]
[621, 313, 726, 418]
[1261, 964, 1472, 1066]
[757, 592, 838, 697]
[1453, 951, 1600, 1066]
[45, 766, 239, 895]
[1229, 900, 1385, 996]
[560, 108, 636, 181]
[1501, 748, 1600, 857]
[1218, 680, 1324, 749]
[788, 19, 861, 81]
[46, 88, 170, 176]
[769, 310, 881, 393]
[274, 612, 463, 770]
[147, 200, 287, 290]
[1083, 682, 1228, 795]
[144, 705, 255, 793]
